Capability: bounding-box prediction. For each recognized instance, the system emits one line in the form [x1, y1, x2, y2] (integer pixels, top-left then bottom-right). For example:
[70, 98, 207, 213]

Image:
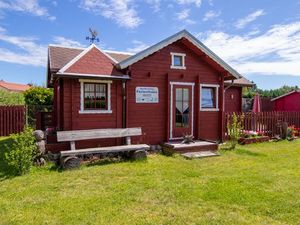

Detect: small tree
[5, 127, 38, 175]
[227, 113, 244, 149]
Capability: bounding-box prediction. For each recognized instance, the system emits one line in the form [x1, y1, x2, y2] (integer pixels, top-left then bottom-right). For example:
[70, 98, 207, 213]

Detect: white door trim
[170, 82, 195, 140]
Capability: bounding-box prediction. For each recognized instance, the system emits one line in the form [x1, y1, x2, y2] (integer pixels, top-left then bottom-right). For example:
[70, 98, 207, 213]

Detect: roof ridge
[48, 44, 86, 50]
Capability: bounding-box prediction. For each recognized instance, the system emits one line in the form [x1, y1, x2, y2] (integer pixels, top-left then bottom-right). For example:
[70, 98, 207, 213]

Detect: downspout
[122, 80, 127, 128]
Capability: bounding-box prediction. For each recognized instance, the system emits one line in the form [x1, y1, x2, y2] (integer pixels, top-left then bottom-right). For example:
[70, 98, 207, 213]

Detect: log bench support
[56, 127, 149, 170]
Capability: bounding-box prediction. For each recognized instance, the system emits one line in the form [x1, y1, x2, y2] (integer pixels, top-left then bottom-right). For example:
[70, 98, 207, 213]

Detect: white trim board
[169, 82, 194, 140]
[79, 79, 112, 114]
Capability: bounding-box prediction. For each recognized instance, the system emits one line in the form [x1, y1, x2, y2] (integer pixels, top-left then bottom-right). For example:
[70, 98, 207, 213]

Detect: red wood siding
[128, 40, 223, 144]
[225, 86, 242, 112]
[60, 78, 124, 148]
[65, 47, 121, 75]
[274, 92, 300, 111]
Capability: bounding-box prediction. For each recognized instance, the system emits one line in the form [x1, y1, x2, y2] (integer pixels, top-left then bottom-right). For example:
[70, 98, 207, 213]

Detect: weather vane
[86, 28, 99, 44]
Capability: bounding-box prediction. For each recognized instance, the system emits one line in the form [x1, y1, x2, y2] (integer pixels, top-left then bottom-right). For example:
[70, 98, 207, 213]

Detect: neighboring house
[0, 80, 31, 92]
[47, 30, 250, 148]
[271, 90, 300, 111]
[224, 77, 254, 112]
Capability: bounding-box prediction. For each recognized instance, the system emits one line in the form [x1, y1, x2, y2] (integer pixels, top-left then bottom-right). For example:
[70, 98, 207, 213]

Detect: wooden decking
[163, 140, 218, 153]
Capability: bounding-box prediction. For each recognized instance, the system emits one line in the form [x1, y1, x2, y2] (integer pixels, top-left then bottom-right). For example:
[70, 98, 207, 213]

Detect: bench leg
[131, 149, 147, 160]
[125, 137, 131, 145]
[60, 156, 81, 170]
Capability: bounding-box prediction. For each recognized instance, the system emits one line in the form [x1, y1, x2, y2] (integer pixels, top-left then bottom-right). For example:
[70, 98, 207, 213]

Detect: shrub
[5, 127, 38, 175]
[24, 86, 53, 106]
[0, 89, 25, 105]
[227, 113, 244, 149]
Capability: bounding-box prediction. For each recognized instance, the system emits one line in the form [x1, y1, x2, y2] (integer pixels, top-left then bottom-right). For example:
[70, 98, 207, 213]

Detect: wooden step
[163, 141, 218, 153]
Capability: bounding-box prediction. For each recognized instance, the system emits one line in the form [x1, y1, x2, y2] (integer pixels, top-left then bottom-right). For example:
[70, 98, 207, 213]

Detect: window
[175, 88, 190, 127]
[84, 83, 107, 110]
[200, 84, 219, 111]
[79, 79, 112, 114]
[171, 52, 186, 69]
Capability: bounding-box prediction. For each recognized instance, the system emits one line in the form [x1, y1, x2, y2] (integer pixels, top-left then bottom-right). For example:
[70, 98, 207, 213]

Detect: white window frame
[200, 84, 219, 111]
[79, 79, 112, 114]
[170, 52, 186, 69]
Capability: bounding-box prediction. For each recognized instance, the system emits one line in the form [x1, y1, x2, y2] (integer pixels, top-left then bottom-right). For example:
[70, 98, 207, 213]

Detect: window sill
[170, 66, 186, 70]
[79, 110, 112, 114]
[200, 108, 219, 112]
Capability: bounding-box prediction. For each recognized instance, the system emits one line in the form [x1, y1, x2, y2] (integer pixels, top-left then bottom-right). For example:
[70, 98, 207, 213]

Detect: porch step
[163, 140, 218, 153]
[181, 151, 219, 159]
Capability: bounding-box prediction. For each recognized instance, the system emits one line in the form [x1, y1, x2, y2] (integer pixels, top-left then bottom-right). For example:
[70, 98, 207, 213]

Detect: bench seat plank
[60, 144, 150, 157]
[57, 128, 142, 142]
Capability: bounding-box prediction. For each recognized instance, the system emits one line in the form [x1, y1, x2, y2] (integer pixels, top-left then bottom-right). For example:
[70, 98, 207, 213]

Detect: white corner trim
[59, 44, 118, 73]
[200, 83, 219, 111]
[170, 52, 186, 70]
[169, 82, 194, 140]
[79, 79, 112, 114]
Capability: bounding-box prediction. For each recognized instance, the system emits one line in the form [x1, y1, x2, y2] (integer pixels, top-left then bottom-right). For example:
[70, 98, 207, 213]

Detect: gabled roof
[58, 44, 119, 73]
[224, 76, 254, 87]
[0, 80, 30, 92]
[271, 90, 300, 101]
[48, 44, 132, 72]
[117, 29, 241, 79]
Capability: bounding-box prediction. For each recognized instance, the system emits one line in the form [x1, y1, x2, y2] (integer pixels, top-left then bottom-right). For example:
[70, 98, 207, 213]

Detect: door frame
[169, 81, 195, 140]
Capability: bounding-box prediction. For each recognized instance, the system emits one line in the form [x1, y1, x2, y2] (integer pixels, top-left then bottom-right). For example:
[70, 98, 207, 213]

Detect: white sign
[136, 87, 159, 103]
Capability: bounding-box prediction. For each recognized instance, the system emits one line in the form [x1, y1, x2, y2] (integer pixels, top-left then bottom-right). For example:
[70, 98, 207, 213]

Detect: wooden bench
[57, 127, 149, 169]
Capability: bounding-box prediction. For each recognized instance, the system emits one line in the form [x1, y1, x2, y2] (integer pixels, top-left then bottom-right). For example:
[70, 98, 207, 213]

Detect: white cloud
[53, 36, 85, 48]
[203, 10, 220, 21]
[0, 0, 55, 20]
[177, 8, 190, 20]
[176, 8, 196, 24]
[126, 40, 149, 53]
[235, 9, 265, 29]
[0, 31, 47, 66]
[146, 0, 161, 12]
[176, 0, 201, 7]
[80, 0, 142, 29]
[199, 21, 300, 76]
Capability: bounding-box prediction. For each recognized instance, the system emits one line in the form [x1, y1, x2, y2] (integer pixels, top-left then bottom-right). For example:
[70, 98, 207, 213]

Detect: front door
[171, 84, 193, 139]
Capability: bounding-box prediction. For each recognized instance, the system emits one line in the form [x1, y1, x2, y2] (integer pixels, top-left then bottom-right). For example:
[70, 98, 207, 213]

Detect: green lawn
[1, 138, 300, 225]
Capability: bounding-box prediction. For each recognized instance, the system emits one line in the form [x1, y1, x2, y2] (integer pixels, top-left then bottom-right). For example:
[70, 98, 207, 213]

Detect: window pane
[84, 83, 107, 110]
[173, 55, 183, 67]
[183, 88, 189, 101]
[201, 87, 215, 108]
[176, 88, 182, 101]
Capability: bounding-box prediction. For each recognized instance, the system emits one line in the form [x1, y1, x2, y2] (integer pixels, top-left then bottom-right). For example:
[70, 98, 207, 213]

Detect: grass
[1, 138, 300, 224]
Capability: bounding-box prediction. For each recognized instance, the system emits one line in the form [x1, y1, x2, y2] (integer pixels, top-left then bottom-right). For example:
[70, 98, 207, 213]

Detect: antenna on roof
[86, 28, 99, 44]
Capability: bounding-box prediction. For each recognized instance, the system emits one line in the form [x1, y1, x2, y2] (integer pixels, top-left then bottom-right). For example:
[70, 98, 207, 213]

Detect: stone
[33, 130, 45, 141]
[36, 140, 46, 155]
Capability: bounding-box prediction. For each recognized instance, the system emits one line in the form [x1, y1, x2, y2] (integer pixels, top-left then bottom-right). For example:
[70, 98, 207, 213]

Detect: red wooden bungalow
[271, 90, 300, 111]
[46, 30, 252, 152]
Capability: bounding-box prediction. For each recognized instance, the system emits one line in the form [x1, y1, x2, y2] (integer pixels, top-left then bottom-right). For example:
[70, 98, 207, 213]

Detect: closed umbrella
[252, 93, 261, 113]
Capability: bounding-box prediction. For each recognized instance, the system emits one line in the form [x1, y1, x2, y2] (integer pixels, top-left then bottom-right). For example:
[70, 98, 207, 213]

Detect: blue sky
[0, 0, 299, 89]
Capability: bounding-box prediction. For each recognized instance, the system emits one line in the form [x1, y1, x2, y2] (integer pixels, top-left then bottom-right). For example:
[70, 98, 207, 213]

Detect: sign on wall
[136, 87, 159, 103]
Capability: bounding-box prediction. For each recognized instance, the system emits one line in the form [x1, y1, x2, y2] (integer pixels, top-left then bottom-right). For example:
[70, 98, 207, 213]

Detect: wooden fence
[0, 105, 25, 136]
[225, 111, 300, 137]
